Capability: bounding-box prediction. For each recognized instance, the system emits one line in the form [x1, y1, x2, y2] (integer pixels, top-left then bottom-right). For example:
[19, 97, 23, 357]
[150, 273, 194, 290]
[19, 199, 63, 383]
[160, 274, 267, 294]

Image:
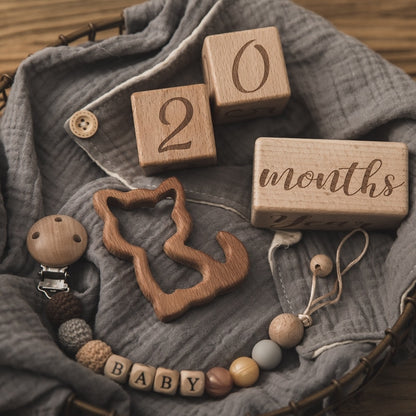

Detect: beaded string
[28, 216, 370, 399]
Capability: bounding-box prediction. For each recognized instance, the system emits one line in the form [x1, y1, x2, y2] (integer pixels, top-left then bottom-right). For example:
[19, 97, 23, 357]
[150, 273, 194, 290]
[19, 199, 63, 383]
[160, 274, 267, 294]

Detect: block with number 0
[131, 84, 217, 175]
[202, 26, 291, 124]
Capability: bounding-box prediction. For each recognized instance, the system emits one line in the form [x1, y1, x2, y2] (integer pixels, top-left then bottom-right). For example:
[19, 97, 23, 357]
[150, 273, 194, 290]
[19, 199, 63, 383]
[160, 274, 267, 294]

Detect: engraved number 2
[232, 39, 270, 93]
[158, 97, 193, 153]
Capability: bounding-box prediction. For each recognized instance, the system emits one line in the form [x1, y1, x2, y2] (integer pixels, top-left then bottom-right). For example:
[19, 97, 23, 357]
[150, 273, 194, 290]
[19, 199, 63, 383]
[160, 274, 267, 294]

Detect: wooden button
[69, 110, 98, 139]
[153, 367, 180, 395]
[129, 363, 156, 391]
[104, 354, 132, 384]
[180, 370, 205, 397]
[27, 215, 88, 267]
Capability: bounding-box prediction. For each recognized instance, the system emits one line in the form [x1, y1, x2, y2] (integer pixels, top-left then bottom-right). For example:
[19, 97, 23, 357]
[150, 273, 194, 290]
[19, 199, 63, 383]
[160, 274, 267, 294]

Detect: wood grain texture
[251, 137, 409, 230]
[2, 0, 416, 414]
[93, 177, 249, 322]
[26, 214, 88, 267]
[202, 27, 290, 123]
[131, 84, 217, 175]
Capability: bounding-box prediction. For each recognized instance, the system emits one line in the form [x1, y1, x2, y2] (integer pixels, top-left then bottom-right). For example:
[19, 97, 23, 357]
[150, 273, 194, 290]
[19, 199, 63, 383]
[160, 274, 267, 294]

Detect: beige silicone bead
[310, 254, 333, 277]
[104, 354, 132, 384]
[229, 357, 259, 387]
[75, 340, 112, 373]
[268, 313, 304, 348]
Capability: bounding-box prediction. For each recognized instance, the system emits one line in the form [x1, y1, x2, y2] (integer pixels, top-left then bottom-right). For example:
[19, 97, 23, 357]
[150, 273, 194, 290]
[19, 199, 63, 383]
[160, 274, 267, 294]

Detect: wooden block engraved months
[131, 84, 217, 175]
[202, 27, 290, 124]
[251, 137, 408, 230]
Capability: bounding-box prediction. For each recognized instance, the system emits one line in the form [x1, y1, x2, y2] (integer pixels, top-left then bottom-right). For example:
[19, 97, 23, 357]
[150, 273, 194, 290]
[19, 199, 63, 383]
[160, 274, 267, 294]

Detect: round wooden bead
[310, 254, 333, 277]
[251, 339, 282, 370]
[27, 215, 88, 267]
[205, 367, 234, 398]
[58, 318, 93, 355]
[46, 292, 82, 327]
[75, 340, 112, 373]
[229, 357, 259, 388]
[268, 313, 304, 349]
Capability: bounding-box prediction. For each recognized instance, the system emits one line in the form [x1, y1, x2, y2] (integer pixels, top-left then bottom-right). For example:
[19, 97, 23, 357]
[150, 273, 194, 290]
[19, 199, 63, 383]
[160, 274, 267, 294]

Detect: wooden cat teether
[93, 177, 249, 322]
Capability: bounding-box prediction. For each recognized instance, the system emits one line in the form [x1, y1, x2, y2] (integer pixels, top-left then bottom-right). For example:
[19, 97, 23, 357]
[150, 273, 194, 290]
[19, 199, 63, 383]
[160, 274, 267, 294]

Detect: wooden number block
[180, 370, 205, 397]
[131, 84, 217, 175]
[103, 354, 132, 384]
[153, 367, 180, 395]
[202, 26, 290, 124]
[129, 363, 156, 391]
[251, 137, 408, 230]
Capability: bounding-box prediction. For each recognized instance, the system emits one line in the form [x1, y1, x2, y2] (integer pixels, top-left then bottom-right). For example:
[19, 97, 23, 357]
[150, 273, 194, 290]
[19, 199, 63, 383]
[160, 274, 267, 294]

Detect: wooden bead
[310, 254, 333, 277]
[27, 215, 88, 267]
[46, 292, 82, 327]
[75, 340, 112, 373]
[202, 27, 290, 124]
[229, 357, 259, 388]
[129, 363, 156, 391]
[131, 84, 217, 175]
[104, 354, 133, 384]
[205, 367, 234, 398]
[153, 367, 180, 396]
[268, 313, 304, 349]
[180, 370, 205, 397]
[251, 339, 282, 370]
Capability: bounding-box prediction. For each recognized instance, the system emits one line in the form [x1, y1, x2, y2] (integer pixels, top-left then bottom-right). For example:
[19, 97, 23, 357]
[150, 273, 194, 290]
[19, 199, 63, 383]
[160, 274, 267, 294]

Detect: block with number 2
[202, 26, 291, 124]
[131, 84, 217, 175]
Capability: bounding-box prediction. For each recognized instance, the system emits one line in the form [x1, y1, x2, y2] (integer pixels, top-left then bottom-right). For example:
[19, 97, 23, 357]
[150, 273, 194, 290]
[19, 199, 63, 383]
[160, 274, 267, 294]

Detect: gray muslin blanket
[1, 0, 415, 415]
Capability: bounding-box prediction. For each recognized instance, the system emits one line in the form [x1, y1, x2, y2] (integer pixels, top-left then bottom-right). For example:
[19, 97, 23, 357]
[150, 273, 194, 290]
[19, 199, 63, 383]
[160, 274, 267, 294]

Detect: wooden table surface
[1, 1, 416, 415]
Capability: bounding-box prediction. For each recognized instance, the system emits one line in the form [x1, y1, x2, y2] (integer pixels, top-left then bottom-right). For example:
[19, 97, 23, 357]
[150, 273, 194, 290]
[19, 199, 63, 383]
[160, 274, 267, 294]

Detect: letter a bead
[180, 370, 205, 397]
[104, 354, 132, 384]
[153, 367, 180, 395]
[129, 363, 156, 391]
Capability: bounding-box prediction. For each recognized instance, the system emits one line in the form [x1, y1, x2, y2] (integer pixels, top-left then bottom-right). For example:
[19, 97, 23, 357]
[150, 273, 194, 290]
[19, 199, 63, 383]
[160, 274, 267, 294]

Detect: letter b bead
[153, 367, 180, 395]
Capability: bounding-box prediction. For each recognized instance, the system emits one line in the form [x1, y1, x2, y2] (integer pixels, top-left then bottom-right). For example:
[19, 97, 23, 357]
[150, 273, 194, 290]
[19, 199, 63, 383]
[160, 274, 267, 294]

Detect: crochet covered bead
[76, 340, 112, 373]
[58, 318, 93, 355]
[46, 292, 82, 327]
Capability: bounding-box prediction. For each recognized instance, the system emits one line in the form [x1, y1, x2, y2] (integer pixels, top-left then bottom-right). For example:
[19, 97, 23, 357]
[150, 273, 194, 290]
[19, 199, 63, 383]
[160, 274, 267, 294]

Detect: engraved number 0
[158, 97, 193, 153]
[232, 39, 270, 93]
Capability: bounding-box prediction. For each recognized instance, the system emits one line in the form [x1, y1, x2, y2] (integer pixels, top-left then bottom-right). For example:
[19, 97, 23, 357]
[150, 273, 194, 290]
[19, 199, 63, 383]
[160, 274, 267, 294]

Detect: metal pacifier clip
[26, 215, 88, 299]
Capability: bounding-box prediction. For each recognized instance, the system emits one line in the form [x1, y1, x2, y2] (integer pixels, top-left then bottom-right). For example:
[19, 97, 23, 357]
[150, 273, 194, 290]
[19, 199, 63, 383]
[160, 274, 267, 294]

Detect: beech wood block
[180, 370, 205, 397]
[131, 84, 217, 175]
[202, 26, 290, 124]
[153, 367, 180, 396]
[103, 354, 132, 384]
[251, 137, 408, 230]
[129, 363, 156, 391]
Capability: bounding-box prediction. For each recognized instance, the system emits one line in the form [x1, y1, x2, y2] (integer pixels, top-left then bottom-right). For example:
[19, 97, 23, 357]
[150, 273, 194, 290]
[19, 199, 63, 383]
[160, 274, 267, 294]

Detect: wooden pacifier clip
[92, 177, 249, 322]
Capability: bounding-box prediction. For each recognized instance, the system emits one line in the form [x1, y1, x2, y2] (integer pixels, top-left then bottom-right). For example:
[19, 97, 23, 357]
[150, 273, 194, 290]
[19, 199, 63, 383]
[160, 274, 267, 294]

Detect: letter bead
[205, 367, 234, 398]
[153, 367, 180, 396]
[251, 339, 282, 370]
[310, 254, 333, 277]
[180, 370, 205, 397]
[129, 363, 156, 391]
[268, 313, 304, 349]
[229, 357, 260, 388]
[104, 354, 133, 384]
